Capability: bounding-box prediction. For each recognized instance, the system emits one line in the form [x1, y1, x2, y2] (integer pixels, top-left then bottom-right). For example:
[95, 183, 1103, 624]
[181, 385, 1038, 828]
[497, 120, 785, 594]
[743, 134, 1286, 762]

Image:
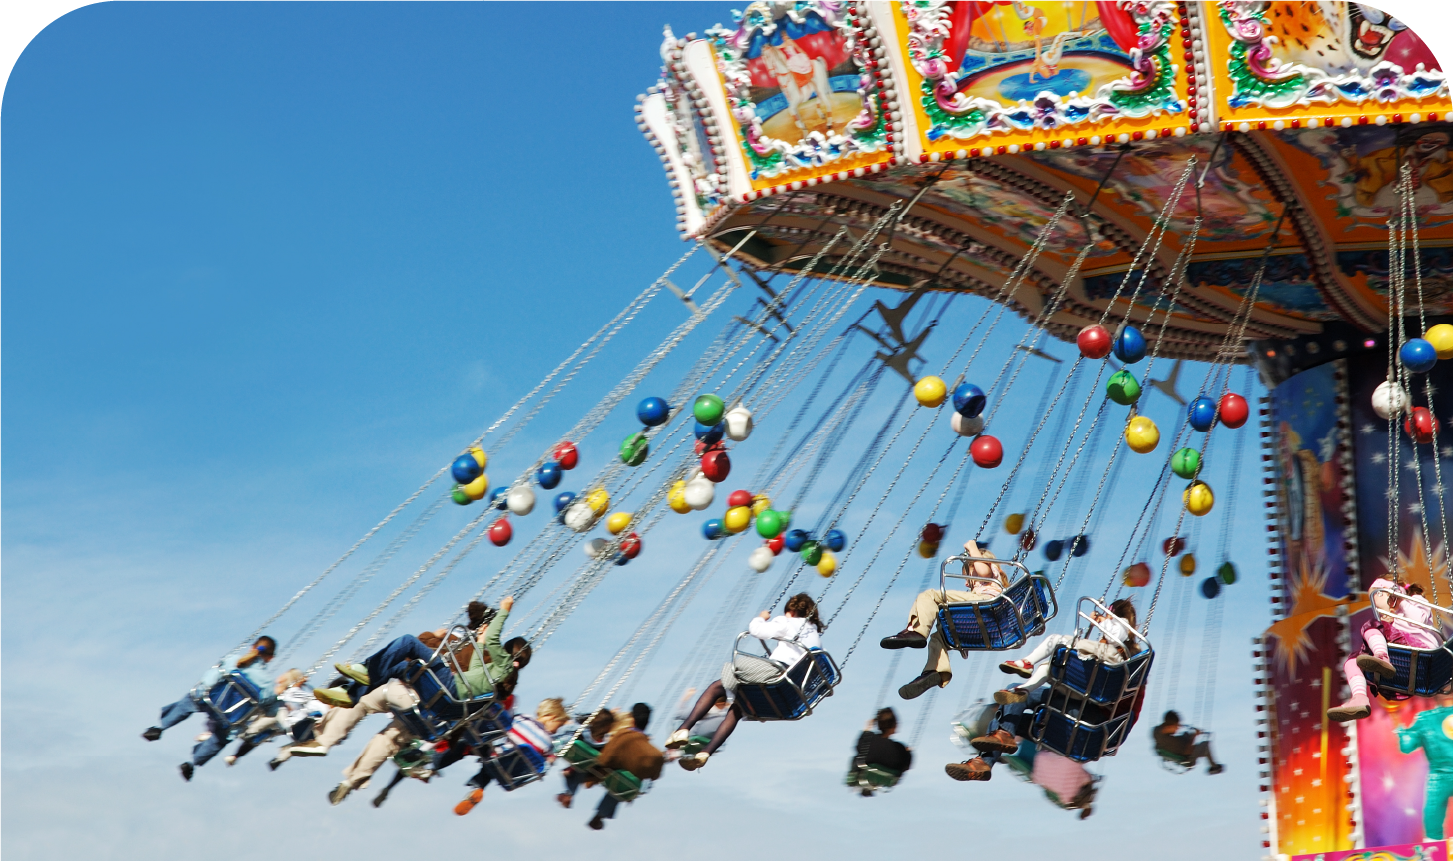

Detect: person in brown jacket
[585, 703, 663, 830]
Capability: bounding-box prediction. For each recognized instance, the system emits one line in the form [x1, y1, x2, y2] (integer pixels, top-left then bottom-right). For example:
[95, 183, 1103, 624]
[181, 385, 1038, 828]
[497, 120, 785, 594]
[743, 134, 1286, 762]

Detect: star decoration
[1265, 556, 1368, 678]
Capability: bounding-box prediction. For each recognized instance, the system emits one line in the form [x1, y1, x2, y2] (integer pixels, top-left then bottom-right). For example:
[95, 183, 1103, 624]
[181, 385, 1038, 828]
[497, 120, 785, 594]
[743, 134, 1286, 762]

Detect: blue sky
[3, 4, 1272, 857]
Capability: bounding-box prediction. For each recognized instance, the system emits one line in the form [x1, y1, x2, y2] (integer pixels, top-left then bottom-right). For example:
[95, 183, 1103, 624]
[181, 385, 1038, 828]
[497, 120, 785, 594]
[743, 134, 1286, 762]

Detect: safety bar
[940, 554, 1028, 595]
[1370, 587, 1453, 638]
[1074, 596, 1150, 655]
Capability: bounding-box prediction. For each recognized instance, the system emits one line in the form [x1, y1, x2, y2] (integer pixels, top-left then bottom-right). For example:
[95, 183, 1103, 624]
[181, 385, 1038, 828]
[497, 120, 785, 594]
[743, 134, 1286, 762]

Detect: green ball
[451, 487, 472, 505]
[1217, 561, 1237, 586]
[778, 510, 792, 528]
[619, 431, 649, 467]
[693, 394, 725, 426]
[1171, 447, 1201, 480]
[800, 540, 823, 566]
[1106, 370, 1141, 405]
[756, 509, 784, 538]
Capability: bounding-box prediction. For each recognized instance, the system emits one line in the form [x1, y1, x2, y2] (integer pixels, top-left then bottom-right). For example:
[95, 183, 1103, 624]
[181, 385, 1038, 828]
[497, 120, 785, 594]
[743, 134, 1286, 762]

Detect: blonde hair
[536, 697, 568, 725]
[609, 708, 635, 738]
[278, 668, 306, 688]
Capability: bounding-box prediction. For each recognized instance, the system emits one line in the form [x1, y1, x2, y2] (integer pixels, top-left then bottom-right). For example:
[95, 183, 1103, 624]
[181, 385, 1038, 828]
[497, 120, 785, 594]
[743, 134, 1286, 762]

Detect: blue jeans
[362, 635, 455, 695]
[596, 792, 620, 820]
[157, 695, 229, 766]
[158, 695, 198, 730]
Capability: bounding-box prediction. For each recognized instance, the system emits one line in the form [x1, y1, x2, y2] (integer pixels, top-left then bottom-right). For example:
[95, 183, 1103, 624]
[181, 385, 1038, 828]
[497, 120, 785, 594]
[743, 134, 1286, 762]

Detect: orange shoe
[454, 788, 484, 816]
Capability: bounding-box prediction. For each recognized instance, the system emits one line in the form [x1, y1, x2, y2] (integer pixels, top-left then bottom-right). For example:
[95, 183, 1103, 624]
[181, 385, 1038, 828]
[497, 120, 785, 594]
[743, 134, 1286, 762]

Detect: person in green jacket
[314, 596, 531, 707]
[1398, 694, 1453, 841]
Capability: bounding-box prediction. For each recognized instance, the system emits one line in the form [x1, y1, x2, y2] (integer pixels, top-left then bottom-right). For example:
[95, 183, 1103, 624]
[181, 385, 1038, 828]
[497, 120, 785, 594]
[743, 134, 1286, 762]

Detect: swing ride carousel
[160, 3, 1451, 859]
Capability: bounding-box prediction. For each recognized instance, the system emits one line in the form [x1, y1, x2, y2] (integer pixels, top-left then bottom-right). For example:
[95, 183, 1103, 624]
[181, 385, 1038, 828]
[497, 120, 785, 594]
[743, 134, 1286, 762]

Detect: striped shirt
[505, 715, 555, 760]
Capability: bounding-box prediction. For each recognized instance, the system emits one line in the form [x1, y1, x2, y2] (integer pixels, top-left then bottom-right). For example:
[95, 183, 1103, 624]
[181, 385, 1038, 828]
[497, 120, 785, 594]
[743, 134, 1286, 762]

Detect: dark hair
[588, 708, 614, 738]
[876, 707, 897, 734]
[1407, 583, 1426, 597]
[1162, 710, 1180, 725]
[494, 670, 519, 700]
[467, 601, 492, 628]
[238, 636, 277, 667]
[631, 702, 652, 730]
[255, 636, 277, 651]
[505, 637, 532, 670]
[785, 592, 825, 633]
[1109, 598, 1137, 631]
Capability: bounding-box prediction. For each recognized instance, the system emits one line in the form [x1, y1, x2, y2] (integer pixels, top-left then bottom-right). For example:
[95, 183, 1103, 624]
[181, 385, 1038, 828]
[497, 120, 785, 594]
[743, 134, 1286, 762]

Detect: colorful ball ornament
[921, 523, 944, 544]
[748, 546, 774, 573]
[1122, 562, 1151, 588]
[952, 383, 987, 418]
[536, 462, 563, 490]
[1218, 393, 1249, 429]
[1402, 338, 1438, 374]
[1112, 325, 1147, 364]
[584, 537, 610, 559]
[637, 397, 670, 427]
[1426, 323, 1453, 360]
[619, 532, 642, 559]
[668, 481, 691, 514]
[784, 529, 808, 552]
[551, 441, 578, 471]
[1217, 561, 1237, 585]
[683, 476, 714, 510]
[825, 528, 847, 552]
[606, 511, 632, 535]
[489, 485, 508, 508]
[1125, 415, 1160, 453]
[724, 406, 753, 442]
[469, 447, 487, 470]
[1004, 513, 1025, 535]
[1187, 396, 1218, 432]
[1043, 539, 1064, 562]
[971, 435, 1004, 468]
[451, 486, 472, 505]
[1179, 553, 1197, 575]
[1200, 577, 1221, 599]
[488, 517, 512, 547]
[1019, 528, 1037, 552]
[914, 375, 947, 408]
[767, 535, 785, 555]
[693, 394, 726, 426]
[1106, 370, 1141, 405]
[950, 412, 985, 437]
[750, 495, 771, 516]
[800, 540, 823, 566]
[701, 450, 731, 483]
[464, 474, 489, 501]
[816, 550, 837, 577]
[585, 488, 610, 515]
[1405, 406, 1440, 444]
[1171, 447, 1201, 480]
[755, 509, 784, 538]
[1162, 536, 1186, 557]
[451, 454, 483, 485]
[917, 541, 940, 558]
[563, 502, 597, 533]
[506, 484, 537, 516]
[702, 519, 724, 540]
[1183, 480, 1214, 516]
[1077, 324, 1112, 359]
[553, 491, 577, 513]
[1070, 535, 1090, 557]
[1372, 379, 1411, 420]
[694, 421, 725, 445]
[727, 489, 753, 508]
[723, 506, 752, 534]
[620, 432, 649, 467]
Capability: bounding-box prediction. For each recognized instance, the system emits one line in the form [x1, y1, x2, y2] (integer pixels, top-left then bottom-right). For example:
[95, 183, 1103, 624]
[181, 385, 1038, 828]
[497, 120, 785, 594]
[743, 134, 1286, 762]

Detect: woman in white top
[664, 593, 824, 771]
[994, 598, 1139, 705]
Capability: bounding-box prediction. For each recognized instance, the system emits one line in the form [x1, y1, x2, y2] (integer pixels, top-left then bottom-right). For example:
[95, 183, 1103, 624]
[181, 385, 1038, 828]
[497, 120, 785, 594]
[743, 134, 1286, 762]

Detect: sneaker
[994, 688, 1028, 705]
[268, 758, 284, 771]
[999, 659, 1034, 678]
[1208, 764, 1225, 775]
[879, 629, 929, 650]
[1356, 653, 1396, 678]
[195, 732, 213, 743]
[679, 752, 710, 771]
[454, 788, 484, 816]
[288, 741, 328, 757]
[372, 792, 389, 809]
[557, 792, 573, 809]
[328, 783, 352, 806]
[313, 687, 355, 708]
[944, 758, 992, 781]
[224, 755, 237, 767]
[898, 671, 948, 700]
[141, 727, 163, 742]
[587, 816, 605, 831]
[335, 662, 371, 687]
[179, 762, 194, 782]
[970, 728, 1018, 754]
[1327, 697, 1372, 722]
[664, 728, 692, 750]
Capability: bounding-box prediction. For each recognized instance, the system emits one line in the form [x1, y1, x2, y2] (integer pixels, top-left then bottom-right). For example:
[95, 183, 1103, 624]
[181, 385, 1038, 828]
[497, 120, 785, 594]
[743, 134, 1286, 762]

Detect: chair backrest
[731, 641, 840, 722]
[935, 558, 1058, 651]
[197, 672, 264, 729]
[1370, 643, 1453, 698]
[1048, 644, 1155, 707]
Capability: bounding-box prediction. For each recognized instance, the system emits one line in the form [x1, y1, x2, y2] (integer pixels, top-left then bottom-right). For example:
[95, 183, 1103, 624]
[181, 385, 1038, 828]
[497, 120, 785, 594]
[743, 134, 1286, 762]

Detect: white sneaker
[289, 741, 328, 757]
[679, 752, 710, 771]
[664, 728, 691, 750]
[224, 755, 237, 767]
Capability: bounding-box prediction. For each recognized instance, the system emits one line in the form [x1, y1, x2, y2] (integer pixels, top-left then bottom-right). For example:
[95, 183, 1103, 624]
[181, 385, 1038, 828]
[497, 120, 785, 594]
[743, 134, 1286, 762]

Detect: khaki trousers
[341, 720, 412, 790]
[907, 588, 981, 677]
[274, 680, 417, 761]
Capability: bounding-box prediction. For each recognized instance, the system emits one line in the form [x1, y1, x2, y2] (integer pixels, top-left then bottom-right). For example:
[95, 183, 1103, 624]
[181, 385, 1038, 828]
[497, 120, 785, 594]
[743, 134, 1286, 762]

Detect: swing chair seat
[391, 660, 509, 746]
[478, 742, 549, 792]
[1367, 643, 1453, 699]
[1155, 748, 1195, 773]
[1029, 687, 1140, 763]
[934, 557, 1056, 652]
[845, 762, 902, 794]
[730, 633, 841, 722]
[192, 672, 266, 731]
[562, 738, 652, 802]
[1048, 644, 1154, 707]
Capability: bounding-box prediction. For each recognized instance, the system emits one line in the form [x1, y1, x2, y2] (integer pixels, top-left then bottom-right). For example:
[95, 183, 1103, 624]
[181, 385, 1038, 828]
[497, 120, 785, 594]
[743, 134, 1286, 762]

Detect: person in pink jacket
[1328, 580, 1440, 722]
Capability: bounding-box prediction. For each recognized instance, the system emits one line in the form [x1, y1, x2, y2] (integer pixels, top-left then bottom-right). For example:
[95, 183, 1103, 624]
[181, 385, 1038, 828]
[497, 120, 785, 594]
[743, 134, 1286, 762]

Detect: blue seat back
[392, 662, 506, 744]
[1367, 644, 1453, 699]
[1048, 645, 1154, 706]
[1029, 672, 1145, 763]
[735, 649, 840, 722]
[196, 672, 264, 730]
[937, 575, 1054, 651]
[482, 742, 548, 791]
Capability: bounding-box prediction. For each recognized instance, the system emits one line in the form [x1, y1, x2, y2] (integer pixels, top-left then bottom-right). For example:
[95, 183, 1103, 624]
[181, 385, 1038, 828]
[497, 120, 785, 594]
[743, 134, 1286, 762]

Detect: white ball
[951, 412, 985, 437]
[506, 484, 536, 516]
[1372, 380, 1410, 420]
[684, 477, 715, 510]
[584, 537, 610, 559]
[724, 406, 754, 441]
[748, 546, 774, 572]
[563, 501, 596, 533]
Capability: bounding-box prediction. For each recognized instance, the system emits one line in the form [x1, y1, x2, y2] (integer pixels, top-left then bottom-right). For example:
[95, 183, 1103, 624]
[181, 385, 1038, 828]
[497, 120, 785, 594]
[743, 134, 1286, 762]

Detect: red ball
[1019, 528, 1037, 552]
[694, 439, 725, 455]
[551, 441, 579, 470]
[727, 489, 754, 508]
[619, 532, 642, 559]
[970, 435, 1004, 468]
[1218, 393, 1249, 429]
[488, 517, 513, 547]
[1123, 562, 1151, 588]
[921, 522, 944, 543]
[1162, 536, 1186, 557]
[1406, 406, 1440, 444]
[701, 450, 732, 482]
[1077, 324, 1112, 359]
[767, 536, 785, 555]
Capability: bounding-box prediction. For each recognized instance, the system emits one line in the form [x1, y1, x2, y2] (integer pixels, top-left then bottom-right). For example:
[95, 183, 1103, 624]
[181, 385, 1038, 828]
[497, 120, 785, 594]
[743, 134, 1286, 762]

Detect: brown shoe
[945, 757, 992, 781]
[556, 792, 573, 809]
[971, 728, 1018, 754]
[994, 687, 1028, 705]
[1356, 653, 1396, 678]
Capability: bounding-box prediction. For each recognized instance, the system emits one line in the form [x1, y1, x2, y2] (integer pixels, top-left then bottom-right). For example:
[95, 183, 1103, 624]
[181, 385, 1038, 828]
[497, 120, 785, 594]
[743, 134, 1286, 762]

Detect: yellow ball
[668, 481, 691, 514]
[606, 512, 633, 535]
[1125, 415, 1160, 454]
[586, 488, 610, 515]
[464, 473, 488, 501]
[751, 495, 772, 516]
[914, 375, 947, 408]
[1004, 513, 1025, 535]
[1427, 324, 1453, 360]
[1179, 553, 1196, 576]
[469, 446, 487, 469]
[917, 541, 939, 559]
[1184, 480, 1214, 516]
[817, 550, 838, 577]
[723, 506, 752, 534]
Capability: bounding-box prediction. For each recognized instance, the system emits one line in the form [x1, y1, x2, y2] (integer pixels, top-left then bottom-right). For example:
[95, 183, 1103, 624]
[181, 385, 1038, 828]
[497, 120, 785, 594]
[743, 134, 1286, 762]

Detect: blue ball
[451, 455, 482, 485]
[702, 519, 724, 540]
[783, 528, 808, 552]
[694, 421, 725, 444]
[1043, 539, 1064, 562]
[614, 553, 630, 566]
[637, 397, 671, 427]
[536, 462, 562, 490]
[489, 486, 509, 510]
[1200, 577, 1221, 599]
[1187, 396, 1218, 432]
[553, 491, 577, 513]
[825, 528, 847, 552]
[951, 383, 987, 418]
[1070, 535, 1090, 557]
[1112, 325, 1147, 364]
[1401, 338, 1438, 374]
